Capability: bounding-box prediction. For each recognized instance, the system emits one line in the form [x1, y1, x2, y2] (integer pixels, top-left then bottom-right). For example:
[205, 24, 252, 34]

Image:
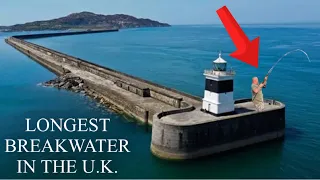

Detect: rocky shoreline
[40, 73, 123, 113]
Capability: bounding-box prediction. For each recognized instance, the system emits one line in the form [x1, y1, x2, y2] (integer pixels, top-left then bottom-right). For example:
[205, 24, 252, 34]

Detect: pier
[5, 30, 285, 160]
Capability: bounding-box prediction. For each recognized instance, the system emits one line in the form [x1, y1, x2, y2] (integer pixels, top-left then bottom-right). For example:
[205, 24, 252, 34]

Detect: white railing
[204, 69, 236, 76]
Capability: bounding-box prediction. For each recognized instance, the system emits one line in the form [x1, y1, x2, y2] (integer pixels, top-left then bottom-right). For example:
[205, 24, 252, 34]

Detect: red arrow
[216, 6, 260, 68]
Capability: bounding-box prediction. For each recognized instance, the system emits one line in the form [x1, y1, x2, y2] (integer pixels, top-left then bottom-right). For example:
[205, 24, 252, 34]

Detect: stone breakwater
[5, 30, 285, 160]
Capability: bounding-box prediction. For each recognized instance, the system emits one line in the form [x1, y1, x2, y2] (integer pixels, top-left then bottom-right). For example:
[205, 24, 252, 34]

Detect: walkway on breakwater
[5, 30, 285, 160]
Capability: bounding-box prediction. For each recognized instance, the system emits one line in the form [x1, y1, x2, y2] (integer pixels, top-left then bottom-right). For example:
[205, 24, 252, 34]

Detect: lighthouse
[202, 52, 235, 115]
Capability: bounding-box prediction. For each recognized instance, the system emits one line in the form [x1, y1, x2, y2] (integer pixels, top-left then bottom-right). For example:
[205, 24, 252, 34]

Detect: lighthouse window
[213, 63, 227, 71]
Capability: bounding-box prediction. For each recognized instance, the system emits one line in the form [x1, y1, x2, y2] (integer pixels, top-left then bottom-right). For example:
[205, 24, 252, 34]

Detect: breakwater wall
[6, 32, 201, 125]
[5, 39, 66, 75]
[12, 29, 119, 39]
[7, 34, 201, 103]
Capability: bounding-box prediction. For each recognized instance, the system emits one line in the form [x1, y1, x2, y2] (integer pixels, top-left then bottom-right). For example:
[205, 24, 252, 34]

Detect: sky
[1, 0, 319, 26]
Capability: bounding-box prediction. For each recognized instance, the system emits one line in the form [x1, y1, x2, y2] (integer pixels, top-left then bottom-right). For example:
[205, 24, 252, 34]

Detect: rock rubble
[42, 73, 86, 93]
[40, 73, 123, 113]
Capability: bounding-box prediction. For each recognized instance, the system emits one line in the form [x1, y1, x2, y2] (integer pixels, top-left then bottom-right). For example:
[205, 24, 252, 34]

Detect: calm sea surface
[0, 25, 319, 178]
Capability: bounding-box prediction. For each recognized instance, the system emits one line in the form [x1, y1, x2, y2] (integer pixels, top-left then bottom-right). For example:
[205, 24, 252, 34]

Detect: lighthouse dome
[213, 52, 227, 71]
[213, 52, 227, 63]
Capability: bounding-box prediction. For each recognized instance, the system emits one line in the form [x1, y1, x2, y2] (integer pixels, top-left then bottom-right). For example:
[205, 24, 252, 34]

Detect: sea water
[0, 25, 319, 178]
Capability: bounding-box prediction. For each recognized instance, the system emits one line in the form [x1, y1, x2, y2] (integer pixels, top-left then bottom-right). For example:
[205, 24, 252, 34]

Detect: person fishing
[251, 49, 310, 111]
[251, 76, 268, 111]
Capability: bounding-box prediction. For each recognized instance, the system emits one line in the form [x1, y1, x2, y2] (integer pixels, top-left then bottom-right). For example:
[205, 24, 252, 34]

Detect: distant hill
[0, 12, 170, 32]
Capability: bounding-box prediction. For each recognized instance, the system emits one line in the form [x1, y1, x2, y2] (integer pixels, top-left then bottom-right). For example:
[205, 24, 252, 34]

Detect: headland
[0, 12, 170, 32]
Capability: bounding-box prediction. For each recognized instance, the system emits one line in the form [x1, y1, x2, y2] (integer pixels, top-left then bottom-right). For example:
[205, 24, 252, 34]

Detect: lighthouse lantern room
[202, 53, 235, 115]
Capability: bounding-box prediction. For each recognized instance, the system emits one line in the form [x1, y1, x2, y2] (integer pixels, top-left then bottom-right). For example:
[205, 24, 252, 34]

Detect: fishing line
[252, 49, 311, 102]
[266, 49, 311, 77]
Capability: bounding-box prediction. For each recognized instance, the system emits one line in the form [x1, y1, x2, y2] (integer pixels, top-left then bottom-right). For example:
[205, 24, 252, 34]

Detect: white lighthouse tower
[202, 52, 235, 115]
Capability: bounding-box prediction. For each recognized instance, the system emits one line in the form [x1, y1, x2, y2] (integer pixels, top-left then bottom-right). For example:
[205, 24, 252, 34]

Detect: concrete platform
[151, 99, 285, 159]
[160, 100, 281, 126]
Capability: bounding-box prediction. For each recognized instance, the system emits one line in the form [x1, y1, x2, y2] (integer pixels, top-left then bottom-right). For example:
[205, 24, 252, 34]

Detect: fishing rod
[253, 49, 311, 101]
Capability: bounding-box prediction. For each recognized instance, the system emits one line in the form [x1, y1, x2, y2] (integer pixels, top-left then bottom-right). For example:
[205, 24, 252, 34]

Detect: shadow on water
[151, 138, 285, 178]
[285, 126, 304, 141]
[198, 138, 284, 162]
[152, 138, 284, 163]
